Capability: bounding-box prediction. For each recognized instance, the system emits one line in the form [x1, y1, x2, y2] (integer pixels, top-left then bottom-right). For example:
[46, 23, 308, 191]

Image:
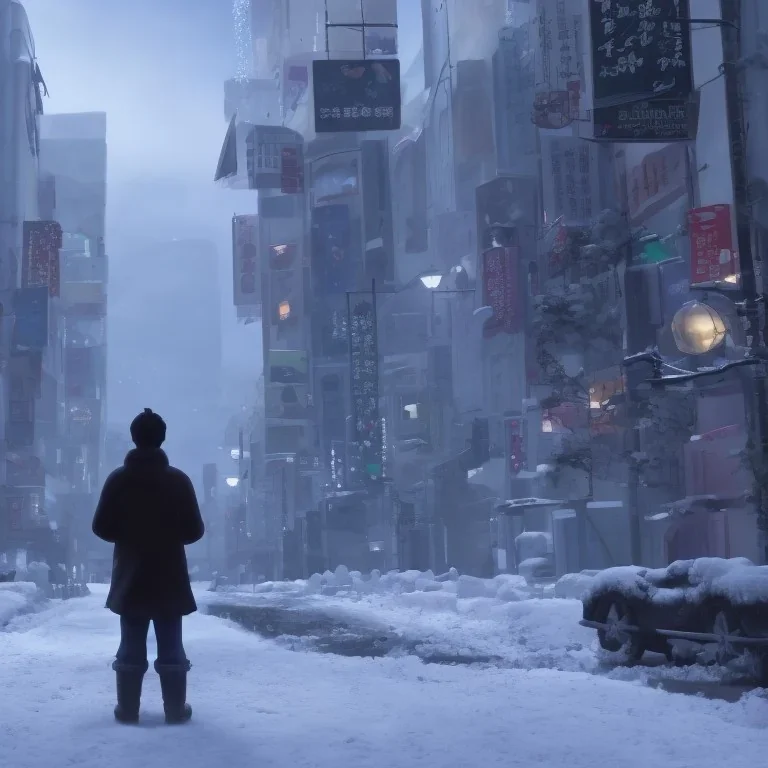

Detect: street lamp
[419, 270, 443, 289]
[225, 477, 240, 488]
[671, 300, 728, 356]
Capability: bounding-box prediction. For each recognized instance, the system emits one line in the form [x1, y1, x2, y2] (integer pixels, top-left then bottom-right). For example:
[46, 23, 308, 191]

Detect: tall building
[39, 111, 109, 580]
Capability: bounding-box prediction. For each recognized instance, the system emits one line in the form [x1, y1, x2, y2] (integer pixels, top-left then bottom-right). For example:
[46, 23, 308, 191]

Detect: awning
[214, 114, 238, 183]
[646, 493, 749, 521]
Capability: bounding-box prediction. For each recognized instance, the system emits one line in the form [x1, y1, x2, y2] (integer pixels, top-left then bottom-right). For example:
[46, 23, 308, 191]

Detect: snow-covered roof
[586, 500, 622, 510]
[498, 497, 562, 510]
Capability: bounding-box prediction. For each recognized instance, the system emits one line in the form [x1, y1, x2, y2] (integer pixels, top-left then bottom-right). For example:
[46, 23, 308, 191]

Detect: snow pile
[210, 566, 537, 603]
[0, 582, 46, 627]
[554, 570, 599, 600]
[582, 557, 768, 606]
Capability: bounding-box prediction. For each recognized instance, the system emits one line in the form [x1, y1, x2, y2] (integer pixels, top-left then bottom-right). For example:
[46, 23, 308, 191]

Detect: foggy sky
[21, 0, 420, 471]
[23, 0, 265, 449]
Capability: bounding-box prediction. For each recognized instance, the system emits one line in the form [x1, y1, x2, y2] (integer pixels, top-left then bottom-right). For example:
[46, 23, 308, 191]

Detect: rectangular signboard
[688, 204, 735, 284]
[22, 221, 62, 297]
[348, 294, 382, 479]
[482, 246, 523, 338]
[245, 126, 304, 191]
[313, 59, 401, 133]
[590, 0, 695, 141]
[268, 349, 308, 384]
[232, 215, 261, 307]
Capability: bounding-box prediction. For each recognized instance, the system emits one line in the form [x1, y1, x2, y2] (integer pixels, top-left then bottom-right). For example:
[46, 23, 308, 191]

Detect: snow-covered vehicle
[580, 557, 768, 681]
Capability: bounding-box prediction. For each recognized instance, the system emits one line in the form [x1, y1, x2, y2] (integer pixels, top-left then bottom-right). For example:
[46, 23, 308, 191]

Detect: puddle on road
[204, 601, 502, 667]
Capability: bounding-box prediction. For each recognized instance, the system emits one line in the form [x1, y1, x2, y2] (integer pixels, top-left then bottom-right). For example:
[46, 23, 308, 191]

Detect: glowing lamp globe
[671, 300, 727, 355]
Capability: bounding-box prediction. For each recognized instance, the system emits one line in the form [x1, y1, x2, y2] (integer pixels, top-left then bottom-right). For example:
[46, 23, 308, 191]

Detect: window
[256, 142, 280, 170]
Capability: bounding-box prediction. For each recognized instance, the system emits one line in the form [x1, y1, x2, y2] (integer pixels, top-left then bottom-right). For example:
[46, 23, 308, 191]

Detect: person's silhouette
[92, 408, 204, 724]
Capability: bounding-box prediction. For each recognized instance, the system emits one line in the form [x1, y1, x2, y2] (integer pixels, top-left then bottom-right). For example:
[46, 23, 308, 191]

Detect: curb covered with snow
[0, 582, 47, 627]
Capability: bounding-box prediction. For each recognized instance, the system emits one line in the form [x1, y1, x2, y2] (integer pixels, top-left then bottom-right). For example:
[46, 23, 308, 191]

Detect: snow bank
[581, 557, 768, 607]
[554, 571, 598, 600]
[0, 582, 45, 626]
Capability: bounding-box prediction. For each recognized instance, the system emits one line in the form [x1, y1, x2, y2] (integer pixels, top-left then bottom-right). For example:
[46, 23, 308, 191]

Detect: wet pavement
[203, 597, 763, 700]
[203, 598, 504, 665]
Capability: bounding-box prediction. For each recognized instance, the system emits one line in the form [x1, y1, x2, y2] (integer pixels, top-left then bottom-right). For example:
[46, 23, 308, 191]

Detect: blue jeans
[114, 615, 189, 673]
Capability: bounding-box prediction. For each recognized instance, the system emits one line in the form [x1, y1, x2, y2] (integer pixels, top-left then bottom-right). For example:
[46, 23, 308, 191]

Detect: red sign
[627, 144, 688, 225]
[482, 246, 521, 337]
[280, 146, 304, 194]
[22, 221, 62, 297]
[506, 418, 525, 475]
[688, 204, 735, 284]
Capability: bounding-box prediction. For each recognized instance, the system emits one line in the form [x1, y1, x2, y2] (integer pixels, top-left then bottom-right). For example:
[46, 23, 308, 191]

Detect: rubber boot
[155, 661, 192, 725]
[112, 661, 146, 724]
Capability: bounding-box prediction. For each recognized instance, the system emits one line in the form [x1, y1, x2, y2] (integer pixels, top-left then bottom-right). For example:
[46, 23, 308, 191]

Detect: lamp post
[670, 301, 728, 356]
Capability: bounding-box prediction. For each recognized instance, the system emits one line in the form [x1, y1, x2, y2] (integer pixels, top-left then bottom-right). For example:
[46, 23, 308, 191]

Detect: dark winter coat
[92, 448, 205, 618]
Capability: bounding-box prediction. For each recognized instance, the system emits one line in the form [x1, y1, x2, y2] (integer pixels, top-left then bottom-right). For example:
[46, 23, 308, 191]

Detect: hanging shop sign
[22, 220, 62, 297]
[245, 126, 304, 191]
[540, 134, 601, 225]
[482, 246, 522, 338]
[534, 0, 582, 128]
[268, 349, 308, 385]
[626, 143, 688, 225]
[687, 204, 735, 285]
[590, 0, 696, 141]
[232, 214, 261, 307]
[313, 59, 401, 133]
[348, 295, 382, 480]
[283, 62, 309, 114]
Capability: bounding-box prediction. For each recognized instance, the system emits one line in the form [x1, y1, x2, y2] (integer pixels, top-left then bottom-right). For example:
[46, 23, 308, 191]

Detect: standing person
[92, 408, 205, 725]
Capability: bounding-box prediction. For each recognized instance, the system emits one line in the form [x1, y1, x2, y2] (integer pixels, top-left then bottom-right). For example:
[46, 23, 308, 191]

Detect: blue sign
[13, 287, 48, 350]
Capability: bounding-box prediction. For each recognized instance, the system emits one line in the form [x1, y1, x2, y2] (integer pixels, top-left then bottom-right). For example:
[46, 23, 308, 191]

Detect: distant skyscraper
[109, 239, 222, 474]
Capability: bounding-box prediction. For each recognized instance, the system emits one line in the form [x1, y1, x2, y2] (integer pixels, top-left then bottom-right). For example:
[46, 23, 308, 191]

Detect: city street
[0, 585, 766, 768]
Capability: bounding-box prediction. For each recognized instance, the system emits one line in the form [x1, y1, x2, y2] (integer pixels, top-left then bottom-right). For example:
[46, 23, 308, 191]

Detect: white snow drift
[1, 584, 767, 768]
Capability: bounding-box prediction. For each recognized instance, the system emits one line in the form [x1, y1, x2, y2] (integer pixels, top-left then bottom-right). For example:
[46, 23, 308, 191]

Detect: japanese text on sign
[590, 0, 692, 103]
[349, 297, 382, 477]
[687, 204, 735, 284]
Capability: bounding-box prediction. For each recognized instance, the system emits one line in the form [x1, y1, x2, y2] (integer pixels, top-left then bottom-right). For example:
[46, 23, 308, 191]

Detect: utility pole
[720, 0, 768, 561]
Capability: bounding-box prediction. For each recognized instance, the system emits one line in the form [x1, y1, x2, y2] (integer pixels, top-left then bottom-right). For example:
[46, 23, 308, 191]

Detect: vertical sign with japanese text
[22, 221, 62, 297]
[540, 134, 601, 225]
[687, 204, 735, 284]
[482, 246, 522, 338]
[348, 295, 382, 480]
[590, 0, 695, 141]
[534, 0, 582, 129]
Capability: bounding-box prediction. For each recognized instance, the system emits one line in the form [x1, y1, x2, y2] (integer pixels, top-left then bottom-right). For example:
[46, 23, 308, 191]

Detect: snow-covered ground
[0, 581, 46, 626]
[1, 583, 767, 768]
[197, 568, 735, 685]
